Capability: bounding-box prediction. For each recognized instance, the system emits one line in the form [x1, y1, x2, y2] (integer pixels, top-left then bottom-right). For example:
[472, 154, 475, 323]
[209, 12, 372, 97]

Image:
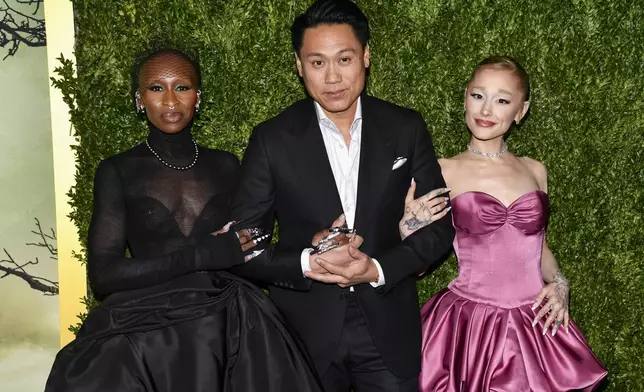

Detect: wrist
[301, 248, 314, 276]
[552, 270, 569, 285]
[369, 258, 379, 283]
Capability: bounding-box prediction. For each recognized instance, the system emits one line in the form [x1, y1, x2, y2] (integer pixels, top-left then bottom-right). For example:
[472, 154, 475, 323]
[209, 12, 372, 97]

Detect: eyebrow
[144, 76, 194, 84]
[305, 48, 357, 58]
[470, 86, 515, 96]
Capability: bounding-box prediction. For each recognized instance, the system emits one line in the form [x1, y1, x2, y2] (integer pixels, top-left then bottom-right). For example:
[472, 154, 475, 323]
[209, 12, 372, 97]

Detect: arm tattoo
[552, 270, 569, 285]
[552, 270, 570, 308]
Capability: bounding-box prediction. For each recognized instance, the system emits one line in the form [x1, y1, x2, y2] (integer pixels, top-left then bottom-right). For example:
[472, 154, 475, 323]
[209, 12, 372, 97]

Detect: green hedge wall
[55, 0, 643, 389]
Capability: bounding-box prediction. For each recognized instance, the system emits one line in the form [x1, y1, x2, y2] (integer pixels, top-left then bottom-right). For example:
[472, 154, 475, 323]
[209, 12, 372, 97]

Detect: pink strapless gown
[419, 191, 607, 392]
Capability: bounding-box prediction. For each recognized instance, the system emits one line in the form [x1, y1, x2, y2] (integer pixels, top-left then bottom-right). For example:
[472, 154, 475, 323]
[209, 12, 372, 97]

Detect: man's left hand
[304, 244, 379, 287]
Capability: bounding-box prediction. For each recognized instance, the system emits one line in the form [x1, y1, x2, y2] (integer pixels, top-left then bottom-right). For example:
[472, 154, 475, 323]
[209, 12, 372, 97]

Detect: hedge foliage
[54, 0, 643, 389]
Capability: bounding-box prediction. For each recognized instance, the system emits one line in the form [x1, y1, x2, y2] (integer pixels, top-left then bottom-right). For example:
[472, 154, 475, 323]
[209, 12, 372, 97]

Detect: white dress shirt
[300, 98, 385, 288]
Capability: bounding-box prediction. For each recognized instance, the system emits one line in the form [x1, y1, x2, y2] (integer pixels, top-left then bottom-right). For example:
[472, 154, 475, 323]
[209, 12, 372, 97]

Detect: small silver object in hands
[237, 227, 270, 261]
[246, 228, 266, 239]
[235, 227, 269, 242]
[311, 227, 356, 255]
[246, 249, 266, 259]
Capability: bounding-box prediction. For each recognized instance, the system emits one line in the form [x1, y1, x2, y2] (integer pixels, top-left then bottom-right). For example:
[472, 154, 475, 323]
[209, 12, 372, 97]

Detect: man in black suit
[231, 1, 454, 391]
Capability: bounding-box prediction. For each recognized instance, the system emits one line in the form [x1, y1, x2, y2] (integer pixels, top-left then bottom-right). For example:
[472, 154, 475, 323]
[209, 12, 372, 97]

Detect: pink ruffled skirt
[419, 289, 607, 392]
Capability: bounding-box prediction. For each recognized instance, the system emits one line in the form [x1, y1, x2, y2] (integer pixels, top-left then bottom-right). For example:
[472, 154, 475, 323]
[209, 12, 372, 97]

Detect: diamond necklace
[145, 138, 199, 170]
[467, 141, 508, 158]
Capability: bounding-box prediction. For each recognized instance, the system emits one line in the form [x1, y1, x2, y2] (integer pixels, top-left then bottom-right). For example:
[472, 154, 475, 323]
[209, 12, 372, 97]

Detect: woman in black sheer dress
[45, 48, 323, 392]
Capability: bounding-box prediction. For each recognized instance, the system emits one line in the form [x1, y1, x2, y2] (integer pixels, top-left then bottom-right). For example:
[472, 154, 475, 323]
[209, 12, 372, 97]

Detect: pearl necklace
[145, 138, 199, 170]
[467, 141, 508, 158]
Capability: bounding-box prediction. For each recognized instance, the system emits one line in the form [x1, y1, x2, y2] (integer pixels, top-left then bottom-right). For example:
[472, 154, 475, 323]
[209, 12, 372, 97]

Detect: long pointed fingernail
[532, 319, 537, 327]
[551, 327, 557, 336]
[531, 302, 538, 310]
[542, 327, 547, 335]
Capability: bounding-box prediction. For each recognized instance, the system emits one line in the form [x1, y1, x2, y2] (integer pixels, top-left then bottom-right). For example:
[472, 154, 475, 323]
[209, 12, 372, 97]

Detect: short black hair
[131, 47, 201, 107]
[291, 0, 370, 55]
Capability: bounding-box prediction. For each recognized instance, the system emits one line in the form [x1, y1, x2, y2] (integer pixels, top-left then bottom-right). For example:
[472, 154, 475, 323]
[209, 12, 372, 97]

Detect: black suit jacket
[231, 95, 455, 378]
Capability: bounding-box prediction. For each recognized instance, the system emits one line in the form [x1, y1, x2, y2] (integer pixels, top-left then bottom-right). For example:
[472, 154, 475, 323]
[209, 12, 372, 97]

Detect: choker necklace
[145, 138, 199, 170]
[467, 141, 508, 158]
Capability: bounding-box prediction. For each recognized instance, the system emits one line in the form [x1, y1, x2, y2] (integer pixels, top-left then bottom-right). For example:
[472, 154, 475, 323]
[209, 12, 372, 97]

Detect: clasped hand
[212, 221, 269, 262]
[304, 215, 379, 287]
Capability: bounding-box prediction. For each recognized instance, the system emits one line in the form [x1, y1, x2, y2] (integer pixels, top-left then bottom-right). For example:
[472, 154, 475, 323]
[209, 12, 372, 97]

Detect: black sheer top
[87, 123, 243, 300]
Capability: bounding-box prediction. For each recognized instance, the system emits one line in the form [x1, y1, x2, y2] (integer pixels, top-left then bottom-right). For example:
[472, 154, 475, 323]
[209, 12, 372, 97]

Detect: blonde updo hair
[469, 55, 530, 101]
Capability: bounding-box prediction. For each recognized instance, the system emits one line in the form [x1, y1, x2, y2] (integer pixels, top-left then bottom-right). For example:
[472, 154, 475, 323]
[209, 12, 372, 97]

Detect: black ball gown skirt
[45, 272, 323, 392]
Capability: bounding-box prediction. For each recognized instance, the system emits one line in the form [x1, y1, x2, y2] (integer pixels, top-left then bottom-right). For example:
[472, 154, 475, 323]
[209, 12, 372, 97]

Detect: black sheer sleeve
[87, 158, 244, 300]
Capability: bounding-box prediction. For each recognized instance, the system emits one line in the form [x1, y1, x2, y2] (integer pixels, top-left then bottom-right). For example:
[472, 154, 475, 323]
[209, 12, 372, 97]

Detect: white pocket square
[392, 157, 407, 170]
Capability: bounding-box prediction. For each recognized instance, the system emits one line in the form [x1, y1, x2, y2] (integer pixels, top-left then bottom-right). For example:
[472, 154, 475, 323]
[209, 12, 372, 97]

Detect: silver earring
[196, 90, 201, 112]
[135, 91, 145, 113]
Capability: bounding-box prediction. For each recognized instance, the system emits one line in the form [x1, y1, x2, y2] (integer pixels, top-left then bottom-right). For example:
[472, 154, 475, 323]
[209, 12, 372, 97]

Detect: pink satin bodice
[448, 190, 549, 308]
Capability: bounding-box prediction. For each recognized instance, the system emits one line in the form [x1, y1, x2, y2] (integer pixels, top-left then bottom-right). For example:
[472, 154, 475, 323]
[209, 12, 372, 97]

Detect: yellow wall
[44, 0, 86, 347]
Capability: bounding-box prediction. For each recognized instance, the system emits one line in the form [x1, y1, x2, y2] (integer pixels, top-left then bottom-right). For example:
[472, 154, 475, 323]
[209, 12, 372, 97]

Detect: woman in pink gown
[402, 56, 607, 391]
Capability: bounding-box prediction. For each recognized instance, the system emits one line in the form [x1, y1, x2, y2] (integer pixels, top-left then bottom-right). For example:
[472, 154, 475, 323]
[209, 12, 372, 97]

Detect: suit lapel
[354, 96, 395, 234]
[287, 100, 344, 224]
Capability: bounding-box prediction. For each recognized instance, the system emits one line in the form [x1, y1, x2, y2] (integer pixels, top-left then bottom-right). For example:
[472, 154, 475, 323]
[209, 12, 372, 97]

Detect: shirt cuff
[301, 248, 314, 276]
[370, 258, 385, 287]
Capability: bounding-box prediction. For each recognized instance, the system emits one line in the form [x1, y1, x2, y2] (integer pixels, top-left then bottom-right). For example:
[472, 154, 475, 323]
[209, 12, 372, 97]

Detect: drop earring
[135, 91, 145, 113]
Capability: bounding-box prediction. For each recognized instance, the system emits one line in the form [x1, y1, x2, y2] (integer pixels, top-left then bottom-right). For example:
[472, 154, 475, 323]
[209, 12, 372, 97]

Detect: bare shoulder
[438, 156, 459, 174]
[439, 152, 469, 166]
[439, 153, 468, 186]
[519, 156, 548, 191]
[438, 157, 452, 170]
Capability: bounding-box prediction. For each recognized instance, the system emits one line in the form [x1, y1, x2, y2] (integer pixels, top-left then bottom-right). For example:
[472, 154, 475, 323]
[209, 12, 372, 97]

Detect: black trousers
[320, 293, 419, 392]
